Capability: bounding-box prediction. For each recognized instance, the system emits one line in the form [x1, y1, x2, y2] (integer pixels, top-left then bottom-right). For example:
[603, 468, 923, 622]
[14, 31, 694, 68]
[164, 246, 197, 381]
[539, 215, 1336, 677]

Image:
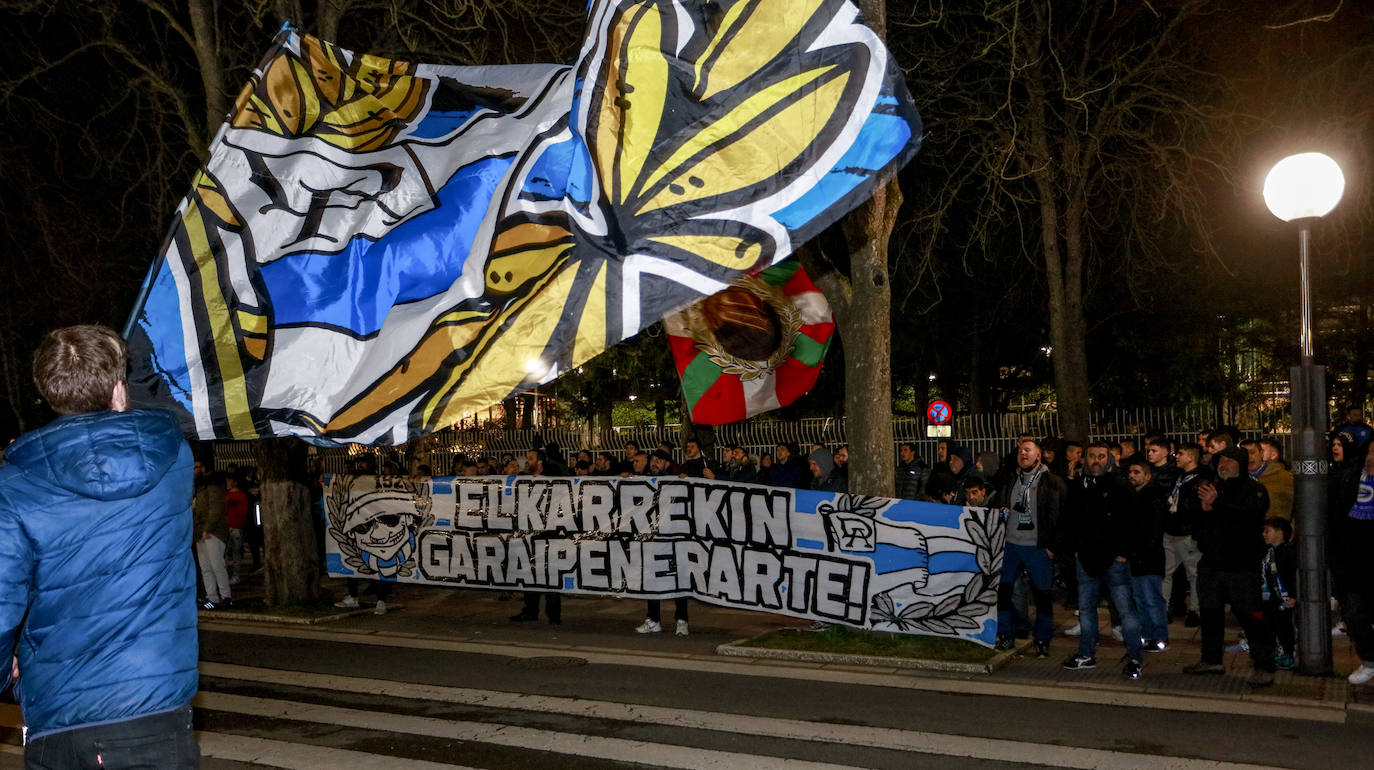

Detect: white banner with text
[323, 475, 1004, 645]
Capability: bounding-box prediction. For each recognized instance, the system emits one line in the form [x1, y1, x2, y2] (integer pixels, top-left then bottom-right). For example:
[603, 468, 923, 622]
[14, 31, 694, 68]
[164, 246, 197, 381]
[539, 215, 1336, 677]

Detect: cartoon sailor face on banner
[327, 475, 434, 578]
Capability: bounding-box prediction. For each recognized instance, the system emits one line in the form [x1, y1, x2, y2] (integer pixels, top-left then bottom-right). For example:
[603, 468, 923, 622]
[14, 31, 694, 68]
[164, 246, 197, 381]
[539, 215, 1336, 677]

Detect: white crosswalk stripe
[0, 663, 1284, 769]
[202, 733, 477, 770]
[198, 620, 1346, 724]
[196, 690, 853, 770]
[197, 663, 1282, 770]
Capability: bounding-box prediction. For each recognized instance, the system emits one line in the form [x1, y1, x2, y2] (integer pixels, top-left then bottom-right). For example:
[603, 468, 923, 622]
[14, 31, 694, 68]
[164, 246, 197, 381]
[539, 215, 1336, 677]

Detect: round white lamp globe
[1263, 152, 1345, 222]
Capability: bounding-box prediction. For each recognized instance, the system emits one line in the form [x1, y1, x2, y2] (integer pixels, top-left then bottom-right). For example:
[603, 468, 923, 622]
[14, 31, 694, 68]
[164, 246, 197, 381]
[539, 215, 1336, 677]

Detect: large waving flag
[127, 0, 922, 444]
[665, 259, 834, 424]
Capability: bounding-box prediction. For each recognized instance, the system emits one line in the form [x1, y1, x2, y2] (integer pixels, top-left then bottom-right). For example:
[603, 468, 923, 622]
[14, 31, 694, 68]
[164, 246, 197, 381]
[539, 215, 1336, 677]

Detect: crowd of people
[383, 411, 1374, 685]
[897, 415, 1374, 687]
[8, 324, 1372, 769]
[189, 462, 263, 612]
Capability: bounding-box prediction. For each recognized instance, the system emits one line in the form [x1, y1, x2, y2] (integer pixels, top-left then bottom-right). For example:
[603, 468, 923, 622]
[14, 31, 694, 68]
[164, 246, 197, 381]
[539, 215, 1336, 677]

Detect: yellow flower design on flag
[127, 0, 921, 443]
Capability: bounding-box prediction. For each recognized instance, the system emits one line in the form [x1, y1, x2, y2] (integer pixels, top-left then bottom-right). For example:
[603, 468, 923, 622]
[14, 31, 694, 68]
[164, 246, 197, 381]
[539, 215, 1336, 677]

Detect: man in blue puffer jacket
[0, 325, 199, 768]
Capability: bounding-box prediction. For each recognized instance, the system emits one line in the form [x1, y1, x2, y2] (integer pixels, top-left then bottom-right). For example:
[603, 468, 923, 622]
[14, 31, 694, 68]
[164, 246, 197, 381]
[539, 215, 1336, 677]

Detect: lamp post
[1263, 151, 1345, 675]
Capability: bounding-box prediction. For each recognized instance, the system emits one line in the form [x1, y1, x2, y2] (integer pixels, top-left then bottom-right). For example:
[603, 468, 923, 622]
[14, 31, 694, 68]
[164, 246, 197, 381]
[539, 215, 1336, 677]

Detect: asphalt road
[1, 621, 1368, 768]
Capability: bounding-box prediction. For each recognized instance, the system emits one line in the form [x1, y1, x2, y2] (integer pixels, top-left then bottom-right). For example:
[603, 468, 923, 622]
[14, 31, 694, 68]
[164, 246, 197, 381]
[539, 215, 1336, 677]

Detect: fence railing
[213, 405, 1284, 475]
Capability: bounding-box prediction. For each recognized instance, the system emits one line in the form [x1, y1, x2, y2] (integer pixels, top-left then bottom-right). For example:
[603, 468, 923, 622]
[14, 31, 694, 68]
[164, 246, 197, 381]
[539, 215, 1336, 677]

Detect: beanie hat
[1215, 446, 1247, 468]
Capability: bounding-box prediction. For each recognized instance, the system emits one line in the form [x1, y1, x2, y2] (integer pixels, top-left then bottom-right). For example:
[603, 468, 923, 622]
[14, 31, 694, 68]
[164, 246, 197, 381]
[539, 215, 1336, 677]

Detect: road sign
[926, 400, 952, 425]
[926, 425, 951, 438]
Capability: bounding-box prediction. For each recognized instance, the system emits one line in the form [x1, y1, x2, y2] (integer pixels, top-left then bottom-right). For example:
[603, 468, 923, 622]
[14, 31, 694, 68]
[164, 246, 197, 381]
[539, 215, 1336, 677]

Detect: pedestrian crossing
[0, 664, 1287, 769]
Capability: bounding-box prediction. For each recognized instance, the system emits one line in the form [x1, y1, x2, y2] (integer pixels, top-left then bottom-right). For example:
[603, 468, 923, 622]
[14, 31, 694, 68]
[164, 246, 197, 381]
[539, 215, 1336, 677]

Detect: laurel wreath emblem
[680, 275, 802, 381]
[870, 507, 1004, 636]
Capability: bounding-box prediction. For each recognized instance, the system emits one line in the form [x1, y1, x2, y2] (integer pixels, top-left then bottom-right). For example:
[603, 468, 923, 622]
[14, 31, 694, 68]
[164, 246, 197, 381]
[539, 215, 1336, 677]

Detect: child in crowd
[1261, 516, 1298, 669]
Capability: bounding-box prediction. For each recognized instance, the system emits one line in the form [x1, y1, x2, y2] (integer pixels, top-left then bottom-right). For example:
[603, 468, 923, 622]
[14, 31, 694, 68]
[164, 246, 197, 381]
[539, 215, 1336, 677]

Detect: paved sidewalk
[209, 574, 1374, 719]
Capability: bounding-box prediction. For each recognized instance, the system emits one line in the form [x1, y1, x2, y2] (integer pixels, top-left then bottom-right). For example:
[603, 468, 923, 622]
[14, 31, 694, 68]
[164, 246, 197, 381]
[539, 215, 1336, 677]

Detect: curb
[715, 635, 1021, 675]
[199, 604, 402, 625]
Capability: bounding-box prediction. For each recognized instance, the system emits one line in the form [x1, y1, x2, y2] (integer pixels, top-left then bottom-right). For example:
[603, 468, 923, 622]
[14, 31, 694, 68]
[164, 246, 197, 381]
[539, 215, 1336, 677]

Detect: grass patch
[742, 626, 995, 663]
[213, 597, 351, 619]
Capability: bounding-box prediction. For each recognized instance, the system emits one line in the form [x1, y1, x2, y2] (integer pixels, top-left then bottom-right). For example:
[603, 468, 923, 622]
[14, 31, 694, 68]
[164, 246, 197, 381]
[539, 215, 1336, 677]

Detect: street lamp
[1263, 151, 1345, 675]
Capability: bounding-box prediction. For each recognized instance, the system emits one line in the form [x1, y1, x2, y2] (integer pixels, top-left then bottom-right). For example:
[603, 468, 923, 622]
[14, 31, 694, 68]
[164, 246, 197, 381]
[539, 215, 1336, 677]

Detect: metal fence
[213, 405, 1283, 474]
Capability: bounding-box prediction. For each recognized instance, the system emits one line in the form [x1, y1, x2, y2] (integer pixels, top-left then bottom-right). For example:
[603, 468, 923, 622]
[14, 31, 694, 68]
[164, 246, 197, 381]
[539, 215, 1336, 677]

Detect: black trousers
[522, 591, 561, 622]
[26, 705, 198, 770]
[345, 577, 391, 601]
[1339, 583, 1374, 663]
[1198, 566, 1276, 671]
[1262, 599, 1296, 656]
[646, 597, 689, 623]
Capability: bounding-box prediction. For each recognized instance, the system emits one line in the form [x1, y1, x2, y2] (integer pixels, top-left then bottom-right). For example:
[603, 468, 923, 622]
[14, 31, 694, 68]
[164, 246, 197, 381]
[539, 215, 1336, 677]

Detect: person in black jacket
[1059, 443, 1145, 678]
[679, 438, 711, 478]
[1124, 456, 1169, 652]
[1183, 446, 1277, 685]
[807, 448, 845, 493]
[765, 443, 807, 489]
[1163, 443, 1213, 628]
[1333, 440, 1374, 686]
[718, 444, 758, 484]
[995, 438, 1066, 655]
[895, 442, 929, 500]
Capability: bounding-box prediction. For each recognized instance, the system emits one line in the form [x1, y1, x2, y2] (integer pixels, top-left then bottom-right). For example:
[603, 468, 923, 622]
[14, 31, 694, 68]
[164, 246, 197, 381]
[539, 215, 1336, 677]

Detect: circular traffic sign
[927, 400, 952, 425]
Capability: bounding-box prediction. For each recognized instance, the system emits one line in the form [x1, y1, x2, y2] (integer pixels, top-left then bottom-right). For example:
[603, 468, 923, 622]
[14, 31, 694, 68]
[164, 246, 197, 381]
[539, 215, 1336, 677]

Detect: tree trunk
[793, 0, 898, 498]
[596, 403, 614, 448]
[1025, 54, 1091, 443]
[840, 178, 899, 497]
[253, 437, 321, 606]
[805, 174, 901, 498]
[968, 330, 984, 415]
[187, 0, 226, 151]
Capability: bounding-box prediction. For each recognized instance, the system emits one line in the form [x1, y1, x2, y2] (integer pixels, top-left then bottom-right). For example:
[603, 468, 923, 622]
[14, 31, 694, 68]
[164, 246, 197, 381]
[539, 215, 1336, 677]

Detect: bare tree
[893, 0, 1245, 441]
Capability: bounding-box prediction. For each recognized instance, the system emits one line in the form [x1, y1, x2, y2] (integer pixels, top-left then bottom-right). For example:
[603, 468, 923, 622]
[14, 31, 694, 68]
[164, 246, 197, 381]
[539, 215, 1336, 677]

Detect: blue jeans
[999, 543, 1054, 644]
[25, 705, 198, 769]
[1077, 560, 1143, 661]
[1131, 573, 1169, 642]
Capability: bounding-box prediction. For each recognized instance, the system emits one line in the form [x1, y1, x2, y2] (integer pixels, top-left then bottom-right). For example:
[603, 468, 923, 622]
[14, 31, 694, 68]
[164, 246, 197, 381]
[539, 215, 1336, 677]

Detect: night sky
[0, 1, 1369, 441]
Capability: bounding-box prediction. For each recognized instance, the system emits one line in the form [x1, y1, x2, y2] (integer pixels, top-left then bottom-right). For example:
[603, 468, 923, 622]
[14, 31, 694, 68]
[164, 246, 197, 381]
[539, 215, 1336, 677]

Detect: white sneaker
[1333, 624, 1348, 637]
[1349, 664, 1374, 686]
[334, 595, 359, 609]
[1111, 626, 1124, 642]
[635, 619, 661, 634]
[1226, 638, 1250, 654]
[1064, 622, 1082, 637]
[675, 620, 689, 637]
[374, 600, 388, 615]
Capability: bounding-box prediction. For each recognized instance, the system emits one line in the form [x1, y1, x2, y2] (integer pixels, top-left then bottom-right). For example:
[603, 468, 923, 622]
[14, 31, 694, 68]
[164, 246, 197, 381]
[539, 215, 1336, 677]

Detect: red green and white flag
[665, 260, 834, 425]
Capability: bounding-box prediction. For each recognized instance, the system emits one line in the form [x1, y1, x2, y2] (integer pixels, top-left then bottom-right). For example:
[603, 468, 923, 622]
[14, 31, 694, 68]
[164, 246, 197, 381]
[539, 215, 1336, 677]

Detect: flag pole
[123, 20, 297, 341]
[120, 220, 179, 340]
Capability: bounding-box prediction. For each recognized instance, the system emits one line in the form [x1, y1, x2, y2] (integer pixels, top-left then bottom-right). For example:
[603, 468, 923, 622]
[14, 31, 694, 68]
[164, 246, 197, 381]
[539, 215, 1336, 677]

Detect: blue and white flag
[127, 0, 922, 444]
